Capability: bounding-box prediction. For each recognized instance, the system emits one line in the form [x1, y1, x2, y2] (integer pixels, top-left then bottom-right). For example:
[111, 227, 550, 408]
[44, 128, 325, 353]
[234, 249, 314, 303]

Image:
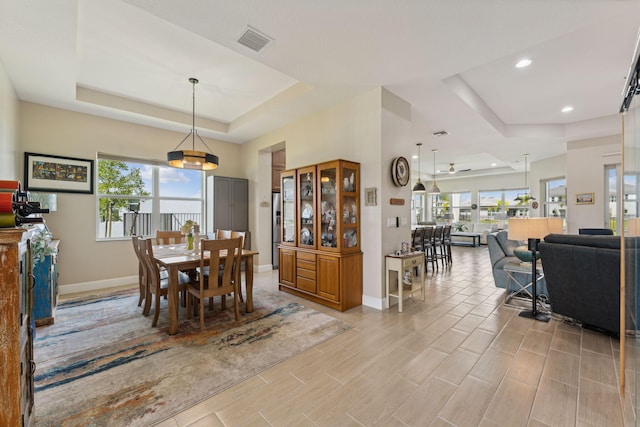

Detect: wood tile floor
[134, 246, 637, 426]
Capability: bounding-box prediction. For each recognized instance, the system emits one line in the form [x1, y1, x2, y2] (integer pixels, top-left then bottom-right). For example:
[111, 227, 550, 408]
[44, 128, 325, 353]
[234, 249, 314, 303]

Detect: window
[429, 192, 472, 223]
[543, 178, 566, 219]
[97, 155, 204, 240]
[606, 165, 638, 234]
[479, 188, 528, 225]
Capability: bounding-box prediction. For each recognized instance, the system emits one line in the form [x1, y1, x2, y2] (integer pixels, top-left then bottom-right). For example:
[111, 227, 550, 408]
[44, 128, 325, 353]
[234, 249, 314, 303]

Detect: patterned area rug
[34, 287, 351, 426]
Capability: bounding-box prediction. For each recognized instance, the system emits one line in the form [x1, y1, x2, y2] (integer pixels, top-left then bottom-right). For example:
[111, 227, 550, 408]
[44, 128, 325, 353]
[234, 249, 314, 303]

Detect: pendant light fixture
[514, 153, 535, 202]
[167, 78, 219, 170]
[428, 148, 441, 194]
[412, 143, 426, 192]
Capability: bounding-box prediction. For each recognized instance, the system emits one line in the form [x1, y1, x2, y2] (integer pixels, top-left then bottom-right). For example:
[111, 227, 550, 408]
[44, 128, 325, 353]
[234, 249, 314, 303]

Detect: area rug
[34, 287, 351, 426]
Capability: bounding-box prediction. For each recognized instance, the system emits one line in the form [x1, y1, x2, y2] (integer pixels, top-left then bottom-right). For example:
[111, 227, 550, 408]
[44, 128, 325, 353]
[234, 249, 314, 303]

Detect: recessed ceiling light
[491, 163, 497, 167]
[515, 58, 532, 68]
[412, 155, 418, 159]
[561, 106, 574, 113]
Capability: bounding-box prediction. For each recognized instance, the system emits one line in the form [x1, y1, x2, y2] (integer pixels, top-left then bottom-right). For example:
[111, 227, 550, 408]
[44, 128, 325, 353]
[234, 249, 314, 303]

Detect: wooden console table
[385, 252, 425, 312]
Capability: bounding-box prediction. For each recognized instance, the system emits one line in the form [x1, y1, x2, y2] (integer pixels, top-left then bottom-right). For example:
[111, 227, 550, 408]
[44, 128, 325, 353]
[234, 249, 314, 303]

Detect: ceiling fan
[448, 163, 471, 174]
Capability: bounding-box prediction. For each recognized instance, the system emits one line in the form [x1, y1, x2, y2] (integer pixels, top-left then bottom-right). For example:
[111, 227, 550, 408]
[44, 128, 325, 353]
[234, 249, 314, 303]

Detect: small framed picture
[24, 152, 94, 194]
[576, 192, 594, 205]
[365, 187, 377, 206]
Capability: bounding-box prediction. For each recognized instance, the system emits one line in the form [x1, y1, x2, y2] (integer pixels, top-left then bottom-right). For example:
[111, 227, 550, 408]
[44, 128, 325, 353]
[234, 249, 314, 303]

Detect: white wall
[565, 134, 621, 234]
[0, 61, 19, 178]
[19, 102, 243, 292]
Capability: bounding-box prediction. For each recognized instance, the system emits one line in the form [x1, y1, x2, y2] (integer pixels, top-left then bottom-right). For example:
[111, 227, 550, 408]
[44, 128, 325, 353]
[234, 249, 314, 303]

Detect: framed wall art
[24, 152, 94, 194]
[575, 192, 594, 205]
[365, 187, 377, 206]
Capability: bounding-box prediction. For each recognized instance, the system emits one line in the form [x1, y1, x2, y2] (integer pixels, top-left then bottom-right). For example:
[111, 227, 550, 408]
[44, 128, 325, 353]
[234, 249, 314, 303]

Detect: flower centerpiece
[181, 220, 198, 250]
[31, 228, 56, 264]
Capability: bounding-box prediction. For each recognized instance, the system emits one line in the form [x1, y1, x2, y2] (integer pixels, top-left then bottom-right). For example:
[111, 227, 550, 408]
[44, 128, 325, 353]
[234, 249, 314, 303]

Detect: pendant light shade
[412, 143, 426, 192]
[429, 148, 440, 194]
[167, 78, 219, 171]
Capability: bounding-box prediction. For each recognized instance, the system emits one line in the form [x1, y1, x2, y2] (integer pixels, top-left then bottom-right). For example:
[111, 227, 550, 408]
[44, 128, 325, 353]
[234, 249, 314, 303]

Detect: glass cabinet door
[341, 162, 359, 251]
[281, 171, 296, 245]
[298, 166, 316, 248]
[319, 165, 338, 248]
[318, 160, 360, 252]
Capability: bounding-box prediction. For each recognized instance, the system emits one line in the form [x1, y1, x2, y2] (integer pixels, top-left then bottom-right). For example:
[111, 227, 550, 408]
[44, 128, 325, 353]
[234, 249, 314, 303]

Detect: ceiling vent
[432, 130, 449, 137]
[237, 26, 272, 52]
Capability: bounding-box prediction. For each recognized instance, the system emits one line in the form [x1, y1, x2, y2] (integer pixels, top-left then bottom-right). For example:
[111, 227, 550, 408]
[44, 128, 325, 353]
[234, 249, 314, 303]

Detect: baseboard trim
[362, 295, 384, 310]
[59, 275, 137, 295]
[256, 264, 273, 273]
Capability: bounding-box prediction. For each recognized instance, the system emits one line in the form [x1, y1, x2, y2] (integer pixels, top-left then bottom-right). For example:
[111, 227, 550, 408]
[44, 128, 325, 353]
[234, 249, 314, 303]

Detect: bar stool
[423, 226, 437, 272]
[443, 224, 453, 265]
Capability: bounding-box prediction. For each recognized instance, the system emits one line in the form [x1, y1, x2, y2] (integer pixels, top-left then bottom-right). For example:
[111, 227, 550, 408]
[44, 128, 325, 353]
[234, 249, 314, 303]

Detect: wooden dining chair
[131, 236, 146, 307]
[213, 230, 248, 302]
[156, 230, 185, 245]
[215, 229, 232, 240]
[138, 238, 190, 327]
[187, 237, 243, 330]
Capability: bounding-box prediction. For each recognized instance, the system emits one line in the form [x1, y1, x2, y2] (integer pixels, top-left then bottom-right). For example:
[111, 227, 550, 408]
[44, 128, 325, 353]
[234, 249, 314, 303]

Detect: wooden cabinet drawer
[297, 276, 317, 293]
[402, 256, 422, 269]
[297, 267, 316, 280]
[297, 251, 316, 262]
[297, 259, 316, 271]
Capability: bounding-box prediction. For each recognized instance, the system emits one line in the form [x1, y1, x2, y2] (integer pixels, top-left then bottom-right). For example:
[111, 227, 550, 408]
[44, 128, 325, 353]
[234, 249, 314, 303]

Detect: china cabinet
[278, 160, 362, 311]
[0, 228, 35, 427]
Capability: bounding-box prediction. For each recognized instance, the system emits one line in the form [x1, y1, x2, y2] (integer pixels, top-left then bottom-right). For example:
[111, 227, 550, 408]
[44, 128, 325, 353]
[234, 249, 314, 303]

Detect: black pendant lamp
[167, 78, 219, 171]
[413, 143, 426, 192]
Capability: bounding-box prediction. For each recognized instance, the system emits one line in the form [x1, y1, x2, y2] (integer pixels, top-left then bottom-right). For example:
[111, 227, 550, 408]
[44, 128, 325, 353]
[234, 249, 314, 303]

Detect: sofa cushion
[544, 233, 619, 249]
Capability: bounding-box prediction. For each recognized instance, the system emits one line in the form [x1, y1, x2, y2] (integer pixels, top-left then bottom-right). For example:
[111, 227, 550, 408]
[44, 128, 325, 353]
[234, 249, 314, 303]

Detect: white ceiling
[1, 0, 639, 177]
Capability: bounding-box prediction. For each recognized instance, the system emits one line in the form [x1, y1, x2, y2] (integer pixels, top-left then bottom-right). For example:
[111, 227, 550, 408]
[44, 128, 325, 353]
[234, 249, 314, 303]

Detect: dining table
[153, 244, 259, 335]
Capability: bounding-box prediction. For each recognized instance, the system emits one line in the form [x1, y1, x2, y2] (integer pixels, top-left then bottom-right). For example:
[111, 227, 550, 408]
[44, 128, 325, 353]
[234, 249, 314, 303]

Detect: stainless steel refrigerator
[272, 192, 281, 269]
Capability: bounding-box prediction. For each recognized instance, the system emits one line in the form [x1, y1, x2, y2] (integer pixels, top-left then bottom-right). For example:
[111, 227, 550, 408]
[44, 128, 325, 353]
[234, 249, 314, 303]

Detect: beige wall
[19, 102, 242, 292]
[0, 61, 19, 178]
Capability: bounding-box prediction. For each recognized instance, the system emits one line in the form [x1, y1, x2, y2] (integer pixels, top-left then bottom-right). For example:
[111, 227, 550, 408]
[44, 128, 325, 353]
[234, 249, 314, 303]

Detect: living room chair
[138, 238, 190, 327]
[156, 230, 185, 245]
[187, 237, 243, 330]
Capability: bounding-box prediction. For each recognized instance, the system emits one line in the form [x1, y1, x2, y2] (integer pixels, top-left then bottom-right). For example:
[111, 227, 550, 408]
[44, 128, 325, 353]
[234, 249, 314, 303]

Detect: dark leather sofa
[538, 233, 638, 336]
